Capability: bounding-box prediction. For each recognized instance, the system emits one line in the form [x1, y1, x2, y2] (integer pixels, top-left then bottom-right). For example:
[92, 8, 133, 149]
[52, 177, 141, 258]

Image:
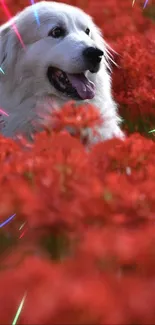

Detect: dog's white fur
[0, 1, 124, 142]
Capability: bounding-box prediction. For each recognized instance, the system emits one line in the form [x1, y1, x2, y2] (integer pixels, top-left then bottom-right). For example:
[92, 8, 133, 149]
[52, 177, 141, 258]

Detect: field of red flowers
[0, 0, 155, 324]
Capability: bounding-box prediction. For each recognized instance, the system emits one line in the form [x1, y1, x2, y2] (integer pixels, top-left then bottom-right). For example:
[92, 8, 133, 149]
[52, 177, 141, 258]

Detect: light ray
[0, 213, 16, 228]
[12, 292, 27, 325]
[0, 0, 25, 49]
[30, 0, 40, 26]
[132, 0, 136, 6]
[143, 0, 149, 8]
[0, 108, 9, 116]
[0, 67, 5, 74]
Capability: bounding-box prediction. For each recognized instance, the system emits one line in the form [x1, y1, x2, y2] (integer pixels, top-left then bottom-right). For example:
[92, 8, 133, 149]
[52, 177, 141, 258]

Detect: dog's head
[0, 1, 111, 103]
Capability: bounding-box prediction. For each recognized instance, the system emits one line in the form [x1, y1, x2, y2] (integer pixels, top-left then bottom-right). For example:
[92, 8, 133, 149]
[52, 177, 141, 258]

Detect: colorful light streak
[19, 222, 26, 231]
[30, 0, 40, 26]
[19, 228, 27, 239]
[132, 0, 149, 8]
[143, 0, 149, 8]
[12, 292, 27, 325]
[0, 213, 16, 228]
[0, 67, 5, 74]
[0, 0, 25, 49]
[0, 108, 9, 116]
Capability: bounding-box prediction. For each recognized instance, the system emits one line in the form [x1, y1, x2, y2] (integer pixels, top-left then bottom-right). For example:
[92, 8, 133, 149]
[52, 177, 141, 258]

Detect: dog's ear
[0, 23, 19, 73]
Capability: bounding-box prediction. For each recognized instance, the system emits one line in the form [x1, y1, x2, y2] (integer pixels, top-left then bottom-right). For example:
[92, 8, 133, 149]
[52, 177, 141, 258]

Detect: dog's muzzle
[46, 48, 103, 100]
[47, 68, 96, 100]
[83, 47, 103, 73]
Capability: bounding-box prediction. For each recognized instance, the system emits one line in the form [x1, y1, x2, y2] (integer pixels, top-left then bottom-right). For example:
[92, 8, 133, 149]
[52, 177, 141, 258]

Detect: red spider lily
[0, 0, 155, 324]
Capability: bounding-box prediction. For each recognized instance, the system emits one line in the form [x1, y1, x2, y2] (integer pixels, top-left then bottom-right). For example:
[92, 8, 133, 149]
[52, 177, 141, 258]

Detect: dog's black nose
[83, 47, 103, 70]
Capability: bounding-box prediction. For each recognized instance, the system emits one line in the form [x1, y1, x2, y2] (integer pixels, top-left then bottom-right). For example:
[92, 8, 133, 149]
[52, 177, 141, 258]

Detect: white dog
[0, 1, 124, 142]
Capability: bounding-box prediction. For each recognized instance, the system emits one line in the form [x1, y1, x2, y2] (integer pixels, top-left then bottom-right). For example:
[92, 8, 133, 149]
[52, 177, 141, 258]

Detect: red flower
[0, 0, 155, 324]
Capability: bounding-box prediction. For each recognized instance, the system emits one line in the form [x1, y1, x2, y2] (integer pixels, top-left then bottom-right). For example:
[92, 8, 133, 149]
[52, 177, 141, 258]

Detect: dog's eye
[85, 28, 90, 35]
[48, 27, 65, 38]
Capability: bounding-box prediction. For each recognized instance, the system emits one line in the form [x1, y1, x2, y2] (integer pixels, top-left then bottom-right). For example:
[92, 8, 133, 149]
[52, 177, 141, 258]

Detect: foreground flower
[0, 0, 154, 323]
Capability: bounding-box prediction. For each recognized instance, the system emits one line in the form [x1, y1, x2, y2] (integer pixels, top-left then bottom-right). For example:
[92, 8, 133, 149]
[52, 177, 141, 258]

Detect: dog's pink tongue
[67, 73, 95, 100]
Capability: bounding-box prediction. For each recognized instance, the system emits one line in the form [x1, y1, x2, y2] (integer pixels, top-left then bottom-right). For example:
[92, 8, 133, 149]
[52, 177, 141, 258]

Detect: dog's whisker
[105, 49, 115, 59]
[104, 52, 114, 68]
[103, 42, 118, 69]
[105, 52, 113, 60]
[105, 53, 114, 62]
[104, 41, 118, 55]
[30, 0, 40, 26]
[104, 51, 114, 63]
[0, 0, 25, 49]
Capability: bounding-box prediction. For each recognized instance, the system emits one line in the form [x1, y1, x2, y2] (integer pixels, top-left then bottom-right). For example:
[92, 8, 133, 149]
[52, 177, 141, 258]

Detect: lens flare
[0, 108, 9, 116]
[12, 292, 27, 325]
[0, 213, 16, 228]
[0, 0, 25, 49]
[132, 0, 149, 7]
[143, 0, 149, 8]
[19, 228, 28, 239]
[0, 67, 5, 74]
[30, 0, 40, 26]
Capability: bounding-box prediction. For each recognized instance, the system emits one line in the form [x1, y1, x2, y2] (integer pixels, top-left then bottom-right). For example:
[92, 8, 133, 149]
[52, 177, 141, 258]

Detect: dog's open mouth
[47, 67, 95, 100]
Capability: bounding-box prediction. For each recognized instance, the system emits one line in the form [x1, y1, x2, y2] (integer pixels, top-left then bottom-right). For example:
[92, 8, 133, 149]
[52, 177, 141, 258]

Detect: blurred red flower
[0, 0, 155, 324]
